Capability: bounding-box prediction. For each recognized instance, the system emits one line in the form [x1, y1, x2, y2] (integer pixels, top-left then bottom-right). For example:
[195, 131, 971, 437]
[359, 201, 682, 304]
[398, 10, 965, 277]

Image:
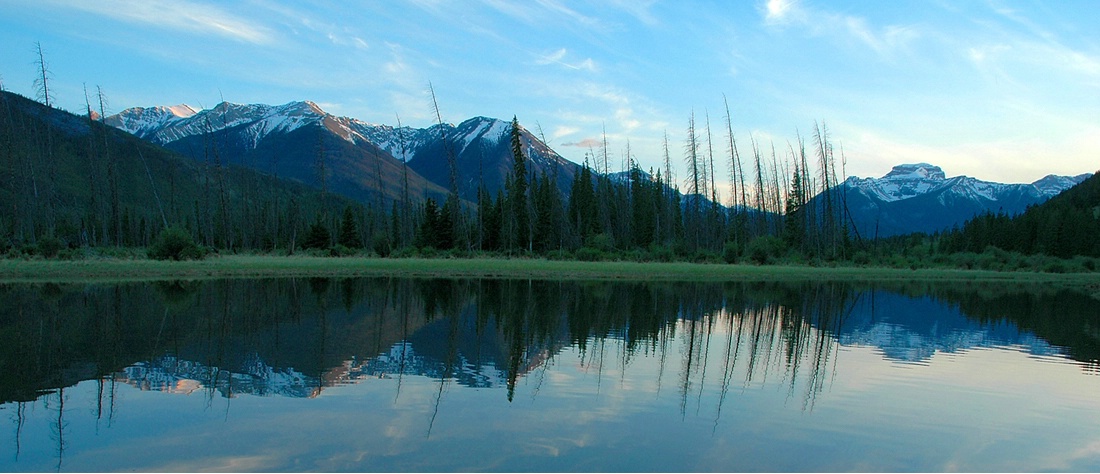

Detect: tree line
[3, 43, 1096, 270]
[375, 112, 857, 265]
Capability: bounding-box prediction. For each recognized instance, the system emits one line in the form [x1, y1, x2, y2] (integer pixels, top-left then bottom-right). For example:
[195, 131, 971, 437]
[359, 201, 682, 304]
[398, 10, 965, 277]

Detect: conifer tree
[418, 198, 441, 249]
[338, 205, 361, 249]
[568, 163, 597, 244]
[508, 116, 529, 251]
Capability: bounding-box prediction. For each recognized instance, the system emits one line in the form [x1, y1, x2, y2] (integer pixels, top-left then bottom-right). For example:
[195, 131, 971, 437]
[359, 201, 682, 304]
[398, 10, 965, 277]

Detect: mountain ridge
[107, 101, 581, 204]
[107, 99, 1087, 238]
[838, 163, 1088, 237]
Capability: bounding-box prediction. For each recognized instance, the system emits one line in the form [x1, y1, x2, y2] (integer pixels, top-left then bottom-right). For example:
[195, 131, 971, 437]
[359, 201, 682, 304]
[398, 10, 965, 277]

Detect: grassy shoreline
[0, 255, 1097, 287]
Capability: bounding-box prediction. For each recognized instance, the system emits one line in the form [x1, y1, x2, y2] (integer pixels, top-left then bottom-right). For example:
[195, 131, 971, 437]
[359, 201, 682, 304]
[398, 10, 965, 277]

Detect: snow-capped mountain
[844, 163, 1086, 203]
[350, 116, 509, 163]
[352, 116, 580, 200]
[107, 101, 580, 205]
[836, 163, 1090, 237]
[107, 100, 453, 204]
[103, 103, 199, 139]
[108, 100, 334, 147]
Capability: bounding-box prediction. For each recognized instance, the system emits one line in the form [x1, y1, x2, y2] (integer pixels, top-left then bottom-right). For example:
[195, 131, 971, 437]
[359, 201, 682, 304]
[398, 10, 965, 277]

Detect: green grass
[2, 255, 1098, 288]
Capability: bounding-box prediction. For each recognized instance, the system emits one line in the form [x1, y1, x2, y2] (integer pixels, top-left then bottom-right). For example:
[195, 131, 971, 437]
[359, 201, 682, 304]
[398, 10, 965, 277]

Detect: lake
[1, 277, 1099, 472]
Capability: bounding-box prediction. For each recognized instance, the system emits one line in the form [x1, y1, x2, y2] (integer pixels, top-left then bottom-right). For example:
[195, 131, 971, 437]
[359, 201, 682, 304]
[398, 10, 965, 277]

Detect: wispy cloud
[57, 0, 273, 45]
[535, 48, 597, 72]
[562, 137, 601, 148]
[552, 125, 580, 140]
[533, 0, 601, 28]
[759, 0, 921, 57]
[605, 0, 660, 27]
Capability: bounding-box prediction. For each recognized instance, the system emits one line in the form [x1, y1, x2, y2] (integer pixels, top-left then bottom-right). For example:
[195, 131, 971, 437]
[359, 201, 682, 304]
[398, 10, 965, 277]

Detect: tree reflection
[2, 277, 1099, 455]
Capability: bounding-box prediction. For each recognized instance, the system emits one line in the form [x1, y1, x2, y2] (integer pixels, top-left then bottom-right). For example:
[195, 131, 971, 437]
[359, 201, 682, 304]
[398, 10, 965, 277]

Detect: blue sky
[1, 0, 1097, 188]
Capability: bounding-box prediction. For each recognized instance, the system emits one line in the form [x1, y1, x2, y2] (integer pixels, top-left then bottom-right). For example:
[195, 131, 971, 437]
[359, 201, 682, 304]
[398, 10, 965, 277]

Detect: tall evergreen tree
[508, 116, 530, 251]
[338, 205, 361, 249]
[569, 163, 597, 244]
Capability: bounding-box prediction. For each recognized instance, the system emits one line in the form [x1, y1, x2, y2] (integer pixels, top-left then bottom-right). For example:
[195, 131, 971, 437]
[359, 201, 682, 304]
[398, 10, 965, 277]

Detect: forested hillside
[942, 172, 1100, 258]
[0, 90, 360, 254]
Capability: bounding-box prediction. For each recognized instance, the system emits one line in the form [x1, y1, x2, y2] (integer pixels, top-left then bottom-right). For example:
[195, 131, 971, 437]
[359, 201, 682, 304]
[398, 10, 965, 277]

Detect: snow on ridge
[108, 104, 198, 137]
[460, 120, 492, 152]
[882, 163, 946, 181]
[166, 104, 198, 118]
[455, 117, 508, 153]
[845, 163, 1087, 205]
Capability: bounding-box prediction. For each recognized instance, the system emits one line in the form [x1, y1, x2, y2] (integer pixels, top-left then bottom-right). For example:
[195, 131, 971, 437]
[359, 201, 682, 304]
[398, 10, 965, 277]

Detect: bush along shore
[2, 245, 1099, 288]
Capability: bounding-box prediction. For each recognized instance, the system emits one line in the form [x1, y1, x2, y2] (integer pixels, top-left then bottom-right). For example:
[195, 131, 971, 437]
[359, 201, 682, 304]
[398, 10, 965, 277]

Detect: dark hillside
[0, 90, 357, 251]
[942, 171, 1100, 258]
[157, 114, 452, 207]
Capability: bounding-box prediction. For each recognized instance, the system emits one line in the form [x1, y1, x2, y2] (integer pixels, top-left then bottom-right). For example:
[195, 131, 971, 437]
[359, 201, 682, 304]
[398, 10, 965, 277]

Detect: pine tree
[417, 198, 441, 249]
[508, 116, 530, 251]
[783, 167, 806, 249]
[302, 217, 331, 250]
[568, 163, 595, 244]
[338, 205, 361, 249]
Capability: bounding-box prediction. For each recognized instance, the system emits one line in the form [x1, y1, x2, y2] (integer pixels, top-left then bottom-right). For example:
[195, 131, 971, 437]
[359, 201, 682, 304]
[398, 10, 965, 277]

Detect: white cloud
[536, 48, 568, 65]
[562, 137, 602, 148]
[760, 0, 920, 57]
[605, 0, 660, 27]
[535, 48, 598, 72]
[58, 0, 274, 45]
[552, 125, 580, 139]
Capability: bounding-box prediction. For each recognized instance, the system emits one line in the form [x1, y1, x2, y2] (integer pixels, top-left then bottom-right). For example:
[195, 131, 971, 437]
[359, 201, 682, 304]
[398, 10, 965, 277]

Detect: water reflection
[3, 279, 1098, 403]
[1, 278, 1098, 471]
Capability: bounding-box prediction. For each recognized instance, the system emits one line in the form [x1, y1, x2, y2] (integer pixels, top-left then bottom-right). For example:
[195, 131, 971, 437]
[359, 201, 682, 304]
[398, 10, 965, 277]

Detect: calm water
[1, 278, 1099, 472]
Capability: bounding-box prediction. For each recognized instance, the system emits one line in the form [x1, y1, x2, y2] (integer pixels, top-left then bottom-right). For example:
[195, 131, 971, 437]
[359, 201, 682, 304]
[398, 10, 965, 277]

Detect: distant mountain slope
[107, 102, 580, 205]
[835, 163, 1089, 237]
[944, 170, 1100, 257]
[107, 100, 452, 206]
[354, 116, 580, 201]
[0, 90, 352, 249]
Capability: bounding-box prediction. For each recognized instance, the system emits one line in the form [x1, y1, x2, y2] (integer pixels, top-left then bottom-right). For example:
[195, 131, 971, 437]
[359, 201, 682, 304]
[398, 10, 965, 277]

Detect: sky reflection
[1, 279, 1099, 471]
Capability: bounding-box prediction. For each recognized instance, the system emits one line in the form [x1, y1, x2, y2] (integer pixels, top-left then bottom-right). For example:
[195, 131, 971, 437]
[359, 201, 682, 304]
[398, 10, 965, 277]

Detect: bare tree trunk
[396, 114, 412, 248]
[428, 82, 465, 249]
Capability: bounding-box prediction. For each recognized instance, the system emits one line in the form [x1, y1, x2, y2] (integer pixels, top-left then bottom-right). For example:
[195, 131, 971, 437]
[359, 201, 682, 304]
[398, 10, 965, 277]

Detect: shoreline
[1, 255, 1096, 287]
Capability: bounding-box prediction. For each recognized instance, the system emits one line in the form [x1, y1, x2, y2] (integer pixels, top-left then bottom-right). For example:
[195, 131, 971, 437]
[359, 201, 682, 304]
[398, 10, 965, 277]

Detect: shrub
[574, 247, 605, 262]
[1042, 260, 1068, 274]
[148, 227, 205, 261]
[545, 249, 572, 261]
[58, 247, 84, 261]
[330, 244, 357, 257]
[371, 232, 392, 257]
[389, 246, 419, 259]
[36, 236, 64, 258]
[745, 236, 786, 265]
[586, 233, 616, 252]
[419, 246, 439, 259]
[722, 241, 740, 264]
[648, 244, 675, 263]
[301, 222, 331, 250]
[620, 249, 648, 262]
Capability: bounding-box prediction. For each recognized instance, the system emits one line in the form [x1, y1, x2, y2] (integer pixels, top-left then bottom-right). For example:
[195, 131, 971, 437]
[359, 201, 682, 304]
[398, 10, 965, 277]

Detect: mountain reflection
[1, 278, 1097, 410]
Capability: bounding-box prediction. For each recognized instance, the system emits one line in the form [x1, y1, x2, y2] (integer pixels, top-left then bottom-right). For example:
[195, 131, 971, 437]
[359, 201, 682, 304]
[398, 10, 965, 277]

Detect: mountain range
[839, 163, 1090, 237]
[106, 100, 580, 207]
[106, 99, 1090, 237]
